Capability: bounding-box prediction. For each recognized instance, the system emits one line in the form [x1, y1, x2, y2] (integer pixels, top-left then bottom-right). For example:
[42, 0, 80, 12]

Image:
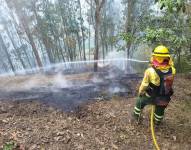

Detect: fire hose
[150, 105, 160, 150]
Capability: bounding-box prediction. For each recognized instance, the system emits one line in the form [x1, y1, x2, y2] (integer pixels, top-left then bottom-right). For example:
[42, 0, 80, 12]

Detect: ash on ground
[0, 65, 142, 111]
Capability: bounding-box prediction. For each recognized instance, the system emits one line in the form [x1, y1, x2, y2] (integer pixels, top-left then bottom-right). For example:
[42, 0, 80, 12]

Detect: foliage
[3, 141, 16, 150]
[143, 27, 187, 49]
[156, 0, 186, 13]
[174, 56, 191, 73]
[0, 0, 190, 73]
[119, 32, 135, 43]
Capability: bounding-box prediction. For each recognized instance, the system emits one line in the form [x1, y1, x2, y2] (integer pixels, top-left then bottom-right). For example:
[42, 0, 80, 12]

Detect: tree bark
[94, 0, 106, 72]
[57, 0, 74, 61]
[78, 0, 86, 60]
[31, 2, 55, 64]
[23, 21, 43, 68]
[9, 0, 43, 68]
[88, 22, 91, 60]
[7, 7, 33, 68]
[5, 26, 26, 69]
[0, 34, 15, 73]
[125, 0, 133, 58]
[177, 48, 182, 72]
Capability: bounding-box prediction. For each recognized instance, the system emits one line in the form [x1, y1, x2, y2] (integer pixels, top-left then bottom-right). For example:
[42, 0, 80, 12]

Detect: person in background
[132, 45, 176, 125]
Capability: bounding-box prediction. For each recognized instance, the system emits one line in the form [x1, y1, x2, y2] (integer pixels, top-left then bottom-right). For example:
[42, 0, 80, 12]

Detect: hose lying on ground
[150, 105, 160, 150]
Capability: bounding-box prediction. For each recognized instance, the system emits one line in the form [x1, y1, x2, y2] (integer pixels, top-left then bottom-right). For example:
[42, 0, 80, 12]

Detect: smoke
[92, 75, 103, 83]
[0, 54, 147, 109]
[97, 50, 125, 71]
[105, 50, 125, 59]
[0, 72, 73, 92]
[108, 87, 126, 94]
[52, 73, 72, 88]
[21, 77, 39, 90]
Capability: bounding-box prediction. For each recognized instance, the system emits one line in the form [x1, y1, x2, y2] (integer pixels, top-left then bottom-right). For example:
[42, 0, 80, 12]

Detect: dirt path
[0, 75, 191, 149]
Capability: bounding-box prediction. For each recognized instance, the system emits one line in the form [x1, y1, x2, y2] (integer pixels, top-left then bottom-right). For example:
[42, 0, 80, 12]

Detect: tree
[6, 0, 43, 68]
[78, 0, 86, 60]
[94, 0, 106, 71]
[30, 0, 55, 64]
[140, 0, 191, 72]
[0, 33, 15, 73]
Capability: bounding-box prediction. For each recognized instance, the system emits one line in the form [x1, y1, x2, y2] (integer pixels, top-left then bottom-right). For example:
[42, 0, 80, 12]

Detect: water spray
[0, 58, 149, 76]
[0, 57, 160, 149]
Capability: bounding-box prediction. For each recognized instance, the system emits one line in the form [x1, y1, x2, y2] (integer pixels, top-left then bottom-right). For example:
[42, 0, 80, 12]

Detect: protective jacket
[139, 66, 176, 105]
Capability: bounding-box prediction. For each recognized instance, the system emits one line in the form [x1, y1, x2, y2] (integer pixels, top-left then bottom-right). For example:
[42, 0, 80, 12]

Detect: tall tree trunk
[5, 26, 26, 69]
[89, 0, 93, 60]
[7, 7, 33, 68]
[177, 48, 182, 72]
[1, 62, 9, 73]
[21, 44, 33, 69]
[44, 7, 61, 62]
[103, 4, 108, 53]
[89, 22, 91, 60]
[10, 2, 43, 68]
[57, 0, 73, 61]
[101, 34, 105, 59]
[39, 40, 46, 65]
[31, 3, 55, 64]
[78, 0, 86, 60]
[125, 0, 133, 58]
[76, 32, 83, 60]
[94, 9, 99, 71]
[0, 34, 15, 73]
[94, 0, 106, 72]
[58, 39, 66, 62]
[23, 21, 43, 68]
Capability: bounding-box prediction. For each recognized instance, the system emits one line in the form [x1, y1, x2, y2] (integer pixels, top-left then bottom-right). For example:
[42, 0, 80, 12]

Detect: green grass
[3, 141, 16, 150]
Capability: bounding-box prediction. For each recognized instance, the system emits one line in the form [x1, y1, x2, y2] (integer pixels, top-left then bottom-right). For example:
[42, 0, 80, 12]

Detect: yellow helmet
[152, 45, 170, 57]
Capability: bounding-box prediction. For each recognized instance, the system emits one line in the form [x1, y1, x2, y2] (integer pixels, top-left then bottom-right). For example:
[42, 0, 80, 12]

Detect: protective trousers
[133, 95, 167, 124]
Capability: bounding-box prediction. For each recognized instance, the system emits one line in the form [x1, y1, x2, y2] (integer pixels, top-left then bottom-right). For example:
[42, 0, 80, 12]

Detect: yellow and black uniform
[133, 45, 176, 124]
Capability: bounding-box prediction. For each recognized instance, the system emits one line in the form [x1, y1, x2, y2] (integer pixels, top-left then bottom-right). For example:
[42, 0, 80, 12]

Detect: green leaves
[3, 141, 16, 150]
[156, 0, 186, 13]
[143, 27, 187, 49]
[119, 32, 134, 43]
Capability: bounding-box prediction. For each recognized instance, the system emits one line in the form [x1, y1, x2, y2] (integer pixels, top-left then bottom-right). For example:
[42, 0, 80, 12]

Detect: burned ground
[0, 68, 141, 111]
[0, 75, 191, 150]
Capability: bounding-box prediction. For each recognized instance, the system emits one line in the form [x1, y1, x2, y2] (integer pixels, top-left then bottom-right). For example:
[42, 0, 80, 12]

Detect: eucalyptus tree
[5, 4, 33, 69]
[77, 0, 87, 60]
[86, 0, 106, 71]
[100, 0, 117, 58]
[120, 0, 154, 58]
[30, 0, 55, 64]
[56, 0, 85, 61]
[94, 0, 106, 71]
[5, 0, 43, 68]
[0, 9, 27, 70]
[0, 33, 15, 73]
[42, 0, 64, 63]
[86, 0, 94, 60]
[4, 22, 27, 69]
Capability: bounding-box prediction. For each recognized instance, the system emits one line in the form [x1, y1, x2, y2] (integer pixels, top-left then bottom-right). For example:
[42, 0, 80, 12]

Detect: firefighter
[133, 45, 176, 125]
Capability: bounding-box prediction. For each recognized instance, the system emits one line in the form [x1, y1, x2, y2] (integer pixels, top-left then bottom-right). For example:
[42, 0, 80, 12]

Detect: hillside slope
[0, 75, 191, 150]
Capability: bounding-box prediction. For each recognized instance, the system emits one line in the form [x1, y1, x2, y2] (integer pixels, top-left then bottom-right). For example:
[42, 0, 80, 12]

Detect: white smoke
[0, 72, 74, 92]
[92, 75, 103, 83]
[98, 50, 126, 70]
[52, 73, 72, 88]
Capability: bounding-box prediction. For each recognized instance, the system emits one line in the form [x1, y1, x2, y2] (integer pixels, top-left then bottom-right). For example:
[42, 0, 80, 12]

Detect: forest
[0, 0, 190, 74]
[0, 0, 191, 149]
